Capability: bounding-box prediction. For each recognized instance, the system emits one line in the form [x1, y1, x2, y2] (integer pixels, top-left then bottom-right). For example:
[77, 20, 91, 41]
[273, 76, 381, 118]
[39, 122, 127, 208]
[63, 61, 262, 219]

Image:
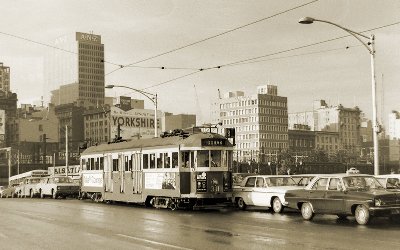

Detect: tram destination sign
[201, 138, 227, 147]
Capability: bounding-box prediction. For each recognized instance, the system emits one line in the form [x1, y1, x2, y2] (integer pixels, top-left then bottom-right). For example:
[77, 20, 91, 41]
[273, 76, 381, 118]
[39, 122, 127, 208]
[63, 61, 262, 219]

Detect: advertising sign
[196, 172, 207, 192]
[110, 107, 162, 139]
[48, 165, 81, 177]
[145, 172, 176, 190]
[82, 173, 103, 187]
[119, 96, 131, 111]
[76, 32, 101, 44]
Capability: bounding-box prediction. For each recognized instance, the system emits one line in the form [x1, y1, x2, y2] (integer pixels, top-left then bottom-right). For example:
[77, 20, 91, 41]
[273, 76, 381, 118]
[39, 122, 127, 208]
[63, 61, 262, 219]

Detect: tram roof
[81, 132, 232, 155]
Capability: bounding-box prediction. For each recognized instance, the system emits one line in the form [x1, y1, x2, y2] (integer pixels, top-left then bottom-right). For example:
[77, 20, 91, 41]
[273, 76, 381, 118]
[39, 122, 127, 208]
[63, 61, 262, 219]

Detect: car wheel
[301, 202, 315, 221]
[355, 205, 370, 225]
[30, 191, 34, 198]
[52, 190, 57, 199]
[337, 214, 348, 220]
[40, 190, 45, 199]
[237, 197, 247, 210]
[272, 197, 284, 213]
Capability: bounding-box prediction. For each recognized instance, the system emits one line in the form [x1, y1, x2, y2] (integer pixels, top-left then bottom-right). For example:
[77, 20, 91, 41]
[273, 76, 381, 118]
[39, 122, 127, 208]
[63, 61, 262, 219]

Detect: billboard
[110, 107, 162, 139]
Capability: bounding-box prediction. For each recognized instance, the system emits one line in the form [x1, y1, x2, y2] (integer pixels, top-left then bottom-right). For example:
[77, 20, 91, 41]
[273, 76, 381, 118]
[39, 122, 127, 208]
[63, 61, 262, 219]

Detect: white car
[375, 174, 400, 190]
[36, 176, 80, 199]
[232, 175, 304, 213]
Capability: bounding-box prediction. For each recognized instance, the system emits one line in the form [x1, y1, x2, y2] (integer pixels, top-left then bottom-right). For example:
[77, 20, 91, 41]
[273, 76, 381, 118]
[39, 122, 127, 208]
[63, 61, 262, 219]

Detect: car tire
[272, 197, 284, 213]
[237, 197, 247, 210]
[52, 190, 57, 199]
[40, 190, 45, 199]
[30, 191, 34, 198]
[355, 205, 370, 225]
[301, 202, 314, 221]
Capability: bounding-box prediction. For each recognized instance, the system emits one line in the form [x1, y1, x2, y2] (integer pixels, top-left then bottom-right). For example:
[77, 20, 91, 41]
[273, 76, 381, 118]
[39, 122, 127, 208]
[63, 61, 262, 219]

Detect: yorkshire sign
[110, 107, 162, 139]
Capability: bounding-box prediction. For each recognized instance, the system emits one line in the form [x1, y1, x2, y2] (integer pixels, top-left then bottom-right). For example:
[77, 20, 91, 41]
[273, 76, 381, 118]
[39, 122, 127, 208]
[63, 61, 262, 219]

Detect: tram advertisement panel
[145, 173, 176, 190]
[196, 172, 207, 192]
[82, 173, 103, 187]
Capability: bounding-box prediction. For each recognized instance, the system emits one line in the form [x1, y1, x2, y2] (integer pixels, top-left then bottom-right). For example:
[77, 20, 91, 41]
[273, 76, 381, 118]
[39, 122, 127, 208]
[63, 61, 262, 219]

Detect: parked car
[0, 184, 19, 198]
[285, 174, 400, 225]
[15, 177, 42, 198]
[36, 176, 80, 199]
[375, 174, 400, 190]
[291, 174, 320, 187]
[232, 175, 304, 213]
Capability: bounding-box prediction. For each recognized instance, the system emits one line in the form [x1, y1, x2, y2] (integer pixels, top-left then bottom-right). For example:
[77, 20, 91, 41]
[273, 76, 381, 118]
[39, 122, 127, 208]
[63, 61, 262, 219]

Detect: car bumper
[369, 206, 400, 217]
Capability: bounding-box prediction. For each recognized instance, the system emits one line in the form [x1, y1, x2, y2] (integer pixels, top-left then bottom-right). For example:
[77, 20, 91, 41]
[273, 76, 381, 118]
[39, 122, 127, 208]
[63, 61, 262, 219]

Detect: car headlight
[374, 198, 383, 206]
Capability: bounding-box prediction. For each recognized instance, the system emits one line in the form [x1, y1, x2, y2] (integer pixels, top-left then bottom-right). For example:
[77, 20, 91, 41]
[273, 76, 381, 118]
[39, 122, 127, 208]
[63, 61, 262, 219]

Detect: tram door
[131, 153, 142, 194]
[105, 155, 113, 192]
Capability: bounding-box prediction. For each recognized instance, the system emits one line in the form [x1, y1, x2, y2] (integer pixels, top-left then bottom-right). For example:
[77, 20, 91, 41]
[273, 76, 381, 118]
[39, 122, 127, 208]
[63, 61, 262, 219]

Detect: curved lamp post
[105, 84, 158, 138]
[299, 17, 379, 175]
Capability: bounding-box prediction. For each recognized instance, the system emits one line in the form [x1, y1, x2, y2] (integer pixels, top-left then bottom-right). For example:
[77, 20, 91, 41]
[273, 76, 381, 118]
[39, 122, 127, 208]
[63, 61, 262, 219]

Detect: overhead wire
[141, 20, 400, 90]
[105, 0, 320, 76]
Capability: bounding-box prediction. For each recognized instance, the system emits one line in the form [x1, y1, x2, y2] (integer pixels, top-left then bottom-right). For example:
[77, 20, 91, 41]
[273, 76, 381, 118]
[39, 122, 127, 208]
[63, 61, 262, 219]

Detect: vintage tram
[80, 131, 233, 210]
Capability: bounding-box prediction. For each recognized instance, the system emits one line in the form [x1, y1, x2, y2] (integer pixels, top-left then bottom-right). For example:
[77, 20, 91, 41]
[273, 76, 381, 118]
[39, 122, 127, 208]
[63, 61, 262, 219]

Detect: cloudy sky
[1, 0, 399, 126]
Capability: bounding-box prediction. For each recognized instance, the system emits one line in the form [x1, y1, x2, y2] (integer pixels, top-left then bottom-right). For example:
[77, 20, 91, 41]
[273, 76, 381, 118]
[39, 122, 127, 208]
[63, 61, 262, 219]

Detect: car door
[324, 178, 345, 213]
[241, 177, 256, 205]
[252, 177, 269, 206]
[307, 177, 329, 212]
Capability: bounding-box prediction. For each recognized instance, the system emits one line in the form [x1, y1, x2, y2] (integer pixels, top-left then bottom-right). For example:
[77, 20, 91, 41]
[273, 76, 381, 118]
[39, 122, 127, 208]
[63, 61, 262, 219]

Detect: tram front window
[210, 150, 221, 167]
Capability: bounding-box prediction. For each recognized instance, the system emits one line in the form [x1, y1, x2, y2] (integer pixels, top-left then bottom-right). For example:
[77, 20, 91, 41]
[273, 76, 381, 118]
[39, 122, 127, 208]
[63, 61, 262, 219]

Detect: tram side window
[112, 159, 118, 172]
[85, 159, 89, 170]
[172, 152, 178, 168]
[82, 159, 87, 170]
[95, 158, 99, 170]
[129, 155, 133, 171]
[124, 156, 130, 171]
[197, 150, 209, 167]
[157, 153, 163, 168]
[99, 157, 104, 170]
[150, 154, 155, 169]
[181, 151, 190, 168]
[210, 150, 221, 167]
[143, 154, 149, 169]
[90, 158, 95, 170]
[164, 153, 171, 168]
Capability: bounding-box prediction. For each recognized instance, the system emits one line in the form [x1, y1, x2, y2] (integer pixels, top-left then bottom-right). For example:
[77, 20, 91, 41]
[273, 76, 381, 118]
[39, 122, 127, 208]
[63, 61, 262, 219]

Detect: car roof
[375, 174, 400, 178]
[313, 173, 372, 178]
[245, 175, 294, 178]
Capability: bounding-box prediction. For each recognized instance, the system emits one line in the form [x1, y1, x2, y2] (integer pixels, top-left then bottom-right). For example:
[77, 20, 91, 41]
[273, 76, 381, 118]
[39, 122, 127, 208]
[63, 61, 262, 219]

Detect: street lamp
[299, 17, 380, 175]
[105, 84, 158, 138]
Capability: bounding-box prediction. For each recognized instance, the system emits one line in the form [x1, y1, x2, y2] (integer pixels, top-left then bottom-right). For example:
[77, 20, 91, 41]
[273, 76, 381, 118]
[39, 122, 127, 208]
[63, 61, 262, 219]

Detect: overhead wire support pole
[298, 17, 379, 175]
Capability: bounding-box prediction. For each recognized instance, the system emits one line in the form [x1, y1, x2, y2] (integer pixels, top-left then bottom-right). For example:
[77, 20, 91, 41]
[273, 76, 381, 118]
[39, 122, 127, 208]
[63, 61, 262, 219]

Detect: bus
[8, 170, 49, 198]
[80, 130, 234, 210]
[9, 170, 49, 187]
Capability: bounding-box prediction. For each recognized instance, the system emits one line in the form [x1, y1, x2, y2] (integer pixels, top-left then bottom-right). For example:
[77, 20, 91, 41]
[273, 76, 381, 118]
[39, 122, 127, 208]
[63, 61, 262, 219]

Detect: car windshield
[53, 177, 73, 183]
[267, 177, 296, 186]
[342, 176, 384, 191]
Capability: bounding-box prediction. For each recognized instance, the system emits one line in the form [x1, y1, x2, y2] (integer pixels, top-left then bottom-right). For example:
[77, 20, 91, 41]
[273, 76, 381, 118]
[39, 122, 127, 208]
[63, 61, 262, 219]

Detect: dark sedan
[285, 174, 400, 225]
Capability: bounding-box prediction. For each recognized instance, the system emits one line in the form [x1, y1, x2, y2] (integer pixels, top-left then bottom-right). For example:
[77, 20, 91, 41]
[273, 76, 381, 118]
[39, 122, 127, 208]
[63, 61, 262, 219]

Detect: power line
[141, 20, 400, 90]
[105, 0, 320, 76]
[0, 31, 120, 67]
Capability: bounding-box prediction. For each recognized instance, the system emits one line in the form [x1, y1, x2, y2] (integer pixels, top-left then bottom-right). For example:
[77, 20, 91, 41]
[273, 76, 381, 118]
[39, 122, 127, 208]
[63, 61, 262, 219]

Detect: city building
[388, 111, 400, 140]
[0, 92, 18, 147]
[288, 125, 315, 155]
[211, 84, 288, 162]
[314, 131, 340, 156]
[163, 113, 196, 131]
[47, 32, 105, 108]
[360, 112, 373, 143]
[289, 100, 361, 154]
[0, 63, 10, 93]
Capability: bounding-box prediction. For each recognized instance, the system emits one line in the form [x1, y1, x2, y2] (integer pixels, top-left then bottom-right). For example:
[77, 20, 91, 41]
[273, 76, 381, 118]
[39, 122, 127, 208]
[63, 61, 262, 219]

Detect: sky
[1, 0, 399, 127]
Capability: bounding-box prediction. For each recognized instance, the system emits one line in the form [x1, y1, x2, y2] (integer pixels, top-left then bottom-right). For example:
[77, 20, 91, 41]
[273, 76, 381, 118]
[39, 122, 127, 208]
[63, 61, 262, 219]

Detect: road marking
[116, 233, 193, 250]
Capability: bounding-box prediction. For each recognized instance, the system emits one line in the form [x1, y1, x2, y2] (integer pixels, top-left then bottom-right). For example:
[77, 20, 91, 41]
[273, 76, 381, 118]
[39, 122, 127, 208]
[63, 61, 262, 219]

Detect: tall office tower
[47, 32, 105, 108]
[211, 85, 288, 162]
[0, 63, 10, 94]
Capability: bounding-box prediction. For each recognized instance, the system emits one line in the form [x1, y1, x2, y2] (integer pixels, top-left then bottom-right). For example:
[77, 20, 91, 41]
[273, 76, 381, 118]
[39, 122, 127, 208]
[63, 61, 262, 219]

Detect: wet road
[0, 199, 400, 250]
